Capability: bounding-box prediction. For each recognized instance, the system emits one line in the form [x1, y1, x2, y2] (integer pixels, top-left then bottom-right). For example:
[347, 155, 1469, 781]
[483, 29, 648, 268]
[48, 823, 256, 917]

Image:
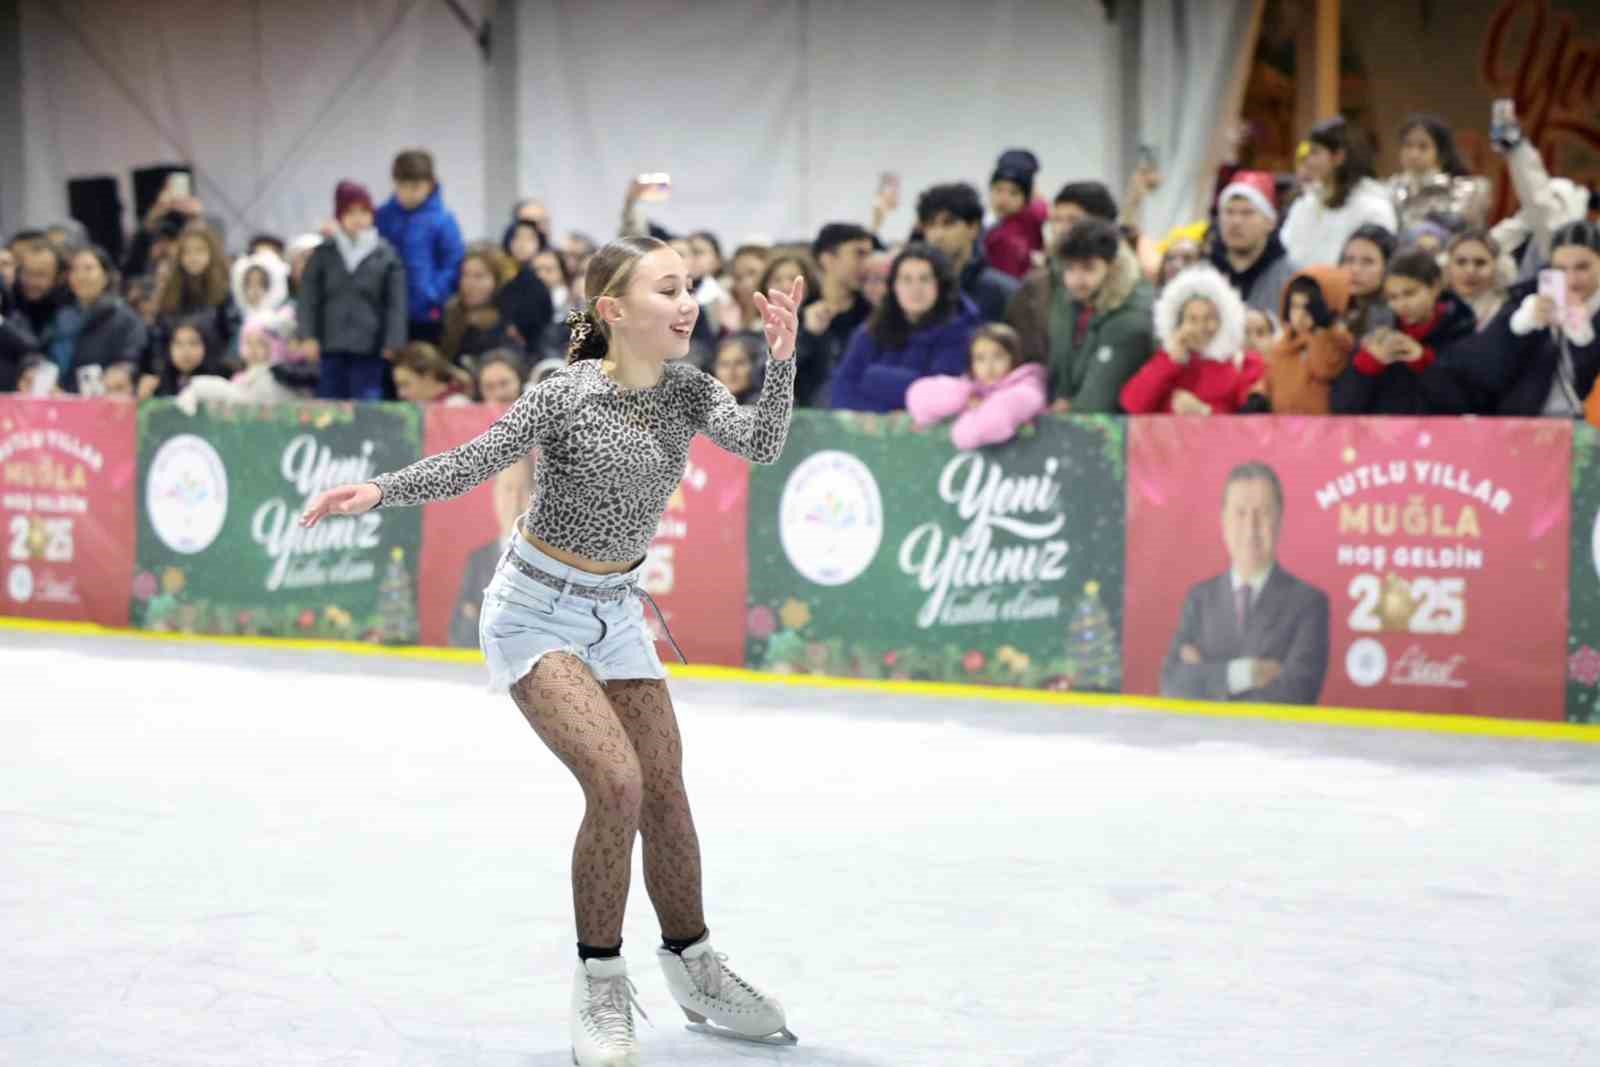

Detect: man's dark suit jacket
[1160, 566, 1330, 705]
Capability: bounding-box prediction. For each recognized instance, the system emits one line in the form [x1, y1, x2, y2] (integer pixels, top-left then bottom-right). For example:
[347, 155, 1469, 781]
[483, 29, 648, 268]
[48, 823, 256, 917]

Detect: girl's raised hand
[300, 482, 381, 528]
[752, 276, 804, 363]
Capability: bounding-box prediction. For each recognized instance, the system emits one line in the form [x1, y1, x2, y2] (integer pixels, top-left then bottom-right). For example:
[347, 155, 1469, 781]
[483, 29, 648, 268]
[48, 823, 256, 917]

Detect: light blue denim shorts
[478, 534, 668, 692]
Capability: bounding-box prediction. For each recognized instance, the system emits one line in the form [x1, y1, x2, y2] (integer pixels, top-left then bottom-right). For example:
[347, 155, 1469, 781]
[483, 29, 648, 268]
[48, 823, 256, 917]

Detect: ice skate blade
[686, 1021, 799, 1047]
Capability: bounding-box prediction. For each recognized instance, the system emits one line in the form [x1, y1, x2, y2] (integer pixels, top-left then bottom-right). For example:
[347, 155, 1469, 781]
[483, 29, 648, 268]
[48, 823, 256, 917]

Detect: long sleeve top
[373, 357, 796, 562]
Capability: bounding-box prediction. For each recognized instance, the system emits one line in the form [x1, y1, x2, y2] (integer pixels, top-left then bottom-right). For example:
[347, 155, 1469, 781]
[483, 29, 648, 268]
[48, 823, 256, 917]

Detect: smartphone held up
[636, 172, 671, 203]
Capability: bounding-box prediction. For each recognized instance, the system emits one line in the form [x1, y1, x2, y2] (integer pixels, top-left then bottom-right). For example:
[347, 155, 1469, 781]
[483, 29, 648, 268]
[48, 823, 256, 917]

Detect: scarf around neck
[334, 227, 380, 274]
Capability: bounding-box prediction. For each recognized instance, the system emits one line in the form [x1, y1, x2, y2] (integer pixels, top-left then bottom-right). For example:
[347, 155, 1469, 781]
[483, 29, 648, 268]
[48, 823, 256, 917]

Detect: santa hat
[334, 180, 375, 219]
[1218, 170, 1278, 223]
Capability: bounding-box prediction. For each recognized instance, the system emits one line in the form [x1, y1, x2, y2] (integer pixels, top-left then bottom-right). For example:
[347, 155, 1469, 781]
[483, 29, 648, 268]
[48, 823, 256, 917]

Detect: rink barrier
[3, 396, 1598, 729]
[4, 615, 1598, 745]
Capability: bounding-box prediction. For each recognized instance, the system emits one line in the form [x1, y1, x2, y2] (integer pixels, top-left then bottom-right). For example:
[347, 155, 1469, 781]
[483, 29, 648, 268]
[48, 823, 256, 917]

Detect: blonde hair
[567, 235, 669, 362]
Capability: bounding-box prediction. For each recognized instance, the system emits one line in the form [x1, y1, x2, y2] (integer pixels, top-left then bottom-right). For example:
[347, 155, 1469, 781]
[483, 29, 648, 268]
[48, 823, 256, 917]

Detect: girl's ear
[595, 293, 622, 325]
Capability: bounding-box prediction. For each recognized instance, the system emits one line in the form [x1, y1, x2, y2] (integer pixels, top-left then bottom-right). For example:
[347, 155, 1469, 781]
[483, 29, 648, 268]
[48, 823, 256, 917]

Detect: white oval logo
[1590, 505, 1600, 583]
[7, 564, 33, 604]
[146, 434, 230, 555]
[779, 450, 884, 587]
[1346, 637, 1388, 688]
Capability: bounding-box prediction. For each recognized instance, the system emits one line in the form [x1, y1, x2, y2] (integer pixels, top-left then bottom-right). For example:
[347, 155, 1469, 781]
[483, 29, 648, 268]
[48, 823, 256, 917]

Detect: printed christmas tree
[1067, 580, 1119, 691]
[377, 546, 418, 644]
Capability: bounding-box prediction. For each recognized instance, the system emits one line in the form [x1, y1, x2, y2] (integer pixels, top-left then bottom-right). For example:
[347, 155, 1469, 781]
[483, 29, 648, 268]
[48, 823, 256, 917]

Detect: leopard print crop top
[372, 357, 795, 562]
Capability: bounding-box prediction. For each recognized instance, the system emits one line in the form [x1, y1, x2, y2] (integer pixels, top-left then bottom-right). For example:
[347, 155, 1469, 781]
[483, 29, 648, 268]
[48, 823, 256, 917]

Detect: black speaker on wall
[66, 175, 124, 263]
[130, 163, 192, 224]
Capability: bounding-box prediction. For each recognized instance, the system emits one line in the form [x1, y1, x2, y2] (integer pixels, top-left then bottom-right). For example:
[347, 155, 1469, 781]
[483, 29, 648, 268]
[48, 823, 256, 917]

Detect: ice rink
[3, 629, 1597, 1066]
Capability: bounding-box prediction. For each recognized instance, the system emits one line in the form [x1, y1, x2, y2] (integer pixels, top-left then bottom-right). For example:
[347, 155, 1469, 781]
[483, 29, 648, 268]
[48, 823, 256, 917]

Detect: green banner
[1568, 425, 1600, 723]
[133, 400, 423, 642]
[746, 411, 1125, 691]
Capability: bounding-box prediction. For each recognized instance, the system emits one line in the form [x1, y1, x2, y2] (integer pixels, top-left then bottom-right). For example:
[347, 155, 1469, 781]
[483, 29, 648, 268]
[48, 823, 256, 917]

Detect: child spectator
[63, 245, 147, 394]
[830, 244, 980, 412]
[1016, 218, 1154, 414]
[442, 245, 517, 366]
[475, 349, 526, 406]
[230, 251, 289, 321]
[248, 234, 287, 262]
[502, 218, 545, 269]
[1331, 249, 1476, 415]
[152, 314, 228, 398]
[177, 313, 308, 411]
[1247, 266, 1354, 414]
[906, 323, 1046, 449]
[297, 180, 408, 401]
[1386, 114, 1490, 230]
[1340, 224, 1397, 340]
[984, 149, 1049, 278]
[376, 148, 465, 343]
[1245, 308, 1279, 353]
[101, 360, 137, 401]
[146, 221, 234, 398]
[1445, 229, 1509, 330]
[392, 341, 473, 406]
[1280, 118, 1397, 268]
[712, 334, 766, 406]
[1120, 264, 1264, 415]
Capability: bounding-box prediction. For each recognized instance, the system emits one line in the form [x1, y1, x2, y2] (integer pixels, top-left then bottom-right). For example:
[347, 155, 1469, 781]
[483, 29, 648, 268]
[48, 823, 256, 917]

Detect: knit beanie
[991, 149, 1040, 199]
[334, 180, 375, 220]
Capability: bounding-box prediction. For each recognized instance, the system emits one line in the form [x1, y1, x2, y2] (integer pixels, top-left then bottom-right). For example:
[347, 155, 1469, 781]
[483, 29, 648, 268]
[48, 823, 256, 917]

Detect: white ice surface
[2, 634, 1597, 1066]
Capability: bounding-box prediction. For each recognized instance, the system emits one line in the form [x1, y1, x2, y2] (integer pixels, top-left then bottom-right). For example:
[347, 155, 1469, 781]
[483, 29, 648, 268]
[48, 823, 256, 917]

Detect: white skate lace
[687, 951, 762, 1006]
[586, 973, 650, 1042]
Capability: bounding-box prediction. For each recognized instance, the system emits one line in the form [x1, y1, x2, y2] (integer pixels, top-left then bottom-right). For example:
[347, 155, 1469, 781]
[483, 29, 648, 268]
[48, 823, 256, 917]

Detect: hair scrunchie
[565, 305, 608, 362]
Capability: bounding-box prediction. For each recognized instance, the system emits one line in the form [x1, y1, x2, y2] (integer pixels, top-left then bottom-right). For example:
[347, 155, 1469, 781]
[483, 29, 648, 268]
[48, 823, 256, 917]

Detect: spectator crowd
[3, 105, 1600, 446]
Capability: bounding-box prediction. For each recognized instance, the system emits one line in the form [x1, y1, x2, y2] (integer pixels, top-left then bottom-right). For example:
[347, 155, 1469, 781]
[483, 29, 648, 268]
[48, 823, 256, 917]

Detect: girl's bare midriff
[522, 527, 640, 575]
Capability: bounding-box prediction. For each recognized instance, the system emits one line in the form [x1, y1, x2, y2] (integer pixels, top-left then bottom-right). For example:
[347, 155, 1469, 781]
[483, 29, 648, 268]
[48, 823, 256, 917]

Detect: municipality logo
[1346, 637, 1388, 688]
[779, 450, 883, 586]
[146, 434, 229, 555]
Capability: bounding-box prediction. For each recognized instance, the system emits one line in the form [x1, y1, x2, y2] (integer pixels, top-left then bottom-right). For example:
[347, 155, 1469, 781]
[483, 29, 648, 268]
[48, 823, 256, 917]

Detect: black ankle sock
[577, 941, 622, 961]
[660, 928, 708, 955]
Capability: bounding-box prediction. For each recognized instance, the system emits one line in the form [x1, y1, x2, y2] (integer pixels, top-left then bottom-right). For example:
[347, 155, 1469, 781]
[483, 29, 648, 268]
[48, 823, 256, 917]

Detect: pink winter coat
[905, 363, 1048, 450]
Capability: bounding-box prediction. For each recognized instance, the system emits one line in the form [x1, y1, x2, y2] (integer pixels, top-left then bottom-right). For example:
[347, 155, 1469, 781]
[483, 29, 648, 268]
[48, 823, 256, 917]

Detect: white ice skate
[571, 956, 647, 1067]
[657, 936, 797, 1046]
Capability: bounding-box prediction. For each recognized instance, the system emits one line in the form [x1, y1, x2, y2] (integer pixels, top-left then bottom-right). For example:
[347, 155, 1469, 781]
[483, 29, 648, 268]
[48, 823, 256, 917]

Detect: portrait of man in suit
[1160, 461, 1330, 704]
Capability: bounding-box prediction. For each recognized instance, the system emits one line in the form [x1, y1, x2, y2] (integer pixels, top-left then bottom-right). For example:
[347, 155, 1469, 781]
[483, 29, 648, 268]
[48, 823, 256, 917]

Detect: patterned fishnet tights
[510, 652, 705, 947]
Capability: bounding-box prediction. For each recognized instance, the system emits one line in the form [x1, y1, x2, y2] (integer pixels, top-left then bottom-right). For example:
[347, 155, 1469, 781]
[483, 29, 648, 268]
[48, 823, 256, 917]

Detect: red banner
[1124, 417, 1571, 720]
[417, 404, 512, 648]
[0, 397, 138, 626]
[416, 406, 750, 665]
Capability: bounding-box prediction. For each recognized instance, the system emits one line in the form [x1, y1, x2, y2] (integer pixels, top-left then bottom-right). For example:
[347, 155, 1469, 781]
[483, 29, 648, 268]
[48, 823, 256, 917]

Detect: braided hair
[566, 235, 669, 363]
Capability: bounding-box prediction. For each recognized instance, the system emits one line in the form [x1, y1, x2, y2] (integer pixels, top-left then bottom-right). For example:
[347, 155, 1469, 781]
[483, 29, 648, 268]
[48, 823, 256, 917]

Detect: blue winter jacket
[829, 297, 982, 412]
[375, 184, 466, 325]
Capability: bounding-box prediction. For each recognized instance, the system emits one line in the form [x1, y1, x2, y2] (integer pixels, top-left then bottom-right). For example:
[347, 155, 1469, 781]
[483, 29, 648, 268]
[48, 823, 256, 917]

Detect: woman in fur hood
[1120, 263, 1264, 414]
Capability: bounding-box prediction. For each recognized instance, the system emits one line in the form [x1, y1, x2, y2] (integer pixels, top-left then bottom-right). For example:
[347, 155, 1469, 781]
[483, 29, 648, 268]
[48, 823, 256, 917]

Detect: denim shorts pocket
[487, 570, 560, 616]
